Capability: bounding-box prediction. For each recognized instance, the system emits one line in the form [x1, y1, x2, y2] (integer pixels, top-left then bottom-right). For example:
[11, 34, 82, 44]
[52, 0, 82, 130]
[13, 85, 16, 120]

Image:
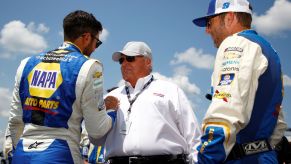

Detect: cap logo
[222, 2, 230, 9]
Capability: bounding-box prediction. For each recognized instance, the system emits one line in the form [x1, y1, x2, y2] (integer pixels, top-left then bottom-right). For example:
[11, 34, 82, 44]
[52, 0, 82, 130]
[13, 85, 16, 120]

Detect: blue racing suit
[197, 30, 287, 163]
[5, 42, 114, 164]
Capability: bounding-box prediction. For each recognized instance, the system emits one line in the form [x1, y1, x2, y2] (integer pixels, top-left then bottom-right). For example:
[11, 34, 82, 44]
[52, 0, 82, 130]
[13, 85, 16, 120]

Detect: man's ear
[225, 12, 235, 27]
[145, 58, 152, 72]
[81, 33, 91, 45]
[145, 57, 151, 66]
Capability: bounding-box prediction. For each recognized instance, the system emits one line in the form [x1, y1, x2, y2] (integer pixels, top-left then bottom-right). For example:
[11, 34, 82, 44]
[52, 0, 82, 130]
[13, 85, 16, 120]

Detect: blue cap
[193, 0, 252, 27]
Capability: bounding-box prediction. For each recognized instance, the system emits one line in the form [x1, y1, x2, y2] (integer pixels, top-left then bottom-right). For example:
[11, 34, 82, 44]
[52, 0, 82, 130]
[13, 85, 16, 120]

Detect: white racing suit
[197, 30, 287, 163]
[5, 42, 115, 164]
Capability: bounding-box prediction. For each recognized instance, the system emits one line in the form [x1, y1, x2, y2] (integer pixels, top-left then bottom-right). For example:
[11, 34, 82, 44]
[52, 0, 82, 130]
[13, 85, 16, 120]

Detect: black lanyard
[125, 75, 154, 117]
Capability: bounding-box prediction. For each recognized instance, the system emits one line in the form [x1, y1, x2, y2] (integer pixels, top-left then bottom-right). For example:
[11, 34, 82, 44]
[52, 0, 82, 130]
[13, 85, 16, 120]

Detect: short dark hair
[218, 12, 252, 29]
[235, 12, 252, 29]
[63, 10, 103, 41]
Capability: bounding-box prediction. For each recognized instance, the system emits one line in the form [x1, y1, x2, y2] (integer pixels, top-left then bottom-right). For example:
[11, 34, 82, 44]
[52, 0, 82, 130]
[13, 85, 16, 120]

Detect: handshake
[104, 96, 119, 124]
[104, 96, 119, 111]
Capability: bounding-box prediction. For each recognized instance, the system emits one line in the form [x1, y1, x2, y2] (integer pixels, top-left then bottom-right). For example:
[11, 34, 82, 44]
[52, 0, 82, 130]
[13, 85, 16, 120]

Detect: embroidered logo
[28, 63, 63, 98]
[218, 73, 235, 86]
[153, 93, 165, 97]
[213, 90, 231, 102]
[28, 141, 44, 149]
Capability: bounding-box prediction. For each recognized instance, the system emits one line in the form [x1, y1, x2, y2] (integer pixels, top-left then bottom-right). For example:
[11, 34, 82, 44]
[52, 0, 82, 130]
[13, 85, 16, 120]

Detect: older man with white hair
[93, 41, 201, 164]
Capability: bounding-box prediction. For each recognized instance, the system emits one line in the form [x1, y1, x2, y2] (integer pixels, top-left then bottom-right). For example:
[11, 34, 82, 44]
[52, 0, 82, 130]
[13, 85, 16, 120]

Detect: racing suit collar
[63, 41, 84, 55]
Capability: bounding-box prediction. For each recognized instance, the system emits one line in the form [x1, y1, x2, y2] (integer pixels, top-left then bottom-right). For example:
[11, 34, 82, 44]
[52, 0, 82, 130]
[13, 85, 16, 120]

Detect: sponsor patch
[28, 63, 63, 98]
[51, 49, 71, 54]
[218, 73, 235, 86]
[28, 141, 44, 149]
[93, 71, 102, 78]
[222, 60, 240, 66]
[93, 78, 103, 89]
[23, 97, 60, 115]
[23, 138, 54, 152]
[222, 67, 239, 72]
[36, 49, 74, 63]
[213, 90, 231, 102]
[223, 52, 242, 60]
[243, 140, 270, 155]
[224, 47, 243, 52]
[222, 2, 230, 9]
[153, 92, 165, 97]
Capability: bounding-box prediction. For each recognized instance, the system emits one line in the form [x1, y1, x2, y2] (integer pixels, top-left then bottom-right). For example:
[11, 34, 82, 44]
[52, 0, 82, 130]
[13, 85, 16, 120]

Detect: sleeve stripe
[203, 121, 231, 145]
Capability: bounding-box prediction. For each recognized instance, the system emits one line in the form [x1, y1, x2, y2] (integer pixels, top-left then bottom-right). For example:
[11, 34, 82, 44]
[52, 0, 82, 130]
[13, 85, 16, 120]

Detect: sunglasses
[206, 16, 216, 28]
[91, 34, 102, 48]
[119, 56, 143, 64]
[206, 13, 224, 28]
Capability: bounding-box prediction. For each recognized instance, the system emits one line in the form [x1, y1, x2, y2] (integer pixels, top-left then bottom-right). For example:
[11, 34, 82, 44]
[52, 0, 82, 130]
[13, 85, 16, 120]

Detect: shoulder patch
[93, 71, 102, 78]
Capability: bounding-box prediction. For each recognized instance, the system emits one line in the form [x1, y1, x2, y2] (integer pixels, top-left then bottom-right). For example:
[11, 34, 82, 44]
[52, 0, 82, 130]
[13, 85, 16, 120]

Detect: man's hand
[3, 136, 13, 159]
[104, 96, 119, 111]
[104, 96, 119, 124]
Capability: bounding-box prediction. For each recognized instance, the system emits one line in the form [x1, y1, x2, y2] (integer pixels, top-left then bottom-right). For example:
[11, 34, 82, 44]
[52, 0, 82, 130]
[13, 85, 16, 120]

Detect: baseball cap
[112, 41, 152, 61]
[193, 0, 252, 27]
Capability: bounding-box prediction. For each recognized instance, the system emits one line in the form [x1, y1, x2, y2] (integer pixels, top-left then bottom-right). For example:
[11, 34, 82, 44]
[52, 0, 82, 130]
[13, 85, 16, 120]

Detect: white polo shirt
[103, 74, 201, 162]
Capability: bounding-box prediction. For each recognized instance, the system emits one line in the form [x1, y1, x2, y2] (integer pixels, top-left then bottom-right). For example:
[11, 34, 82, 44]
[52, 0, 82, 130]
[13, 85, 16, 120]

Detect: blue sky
[0, 0, 291, 148]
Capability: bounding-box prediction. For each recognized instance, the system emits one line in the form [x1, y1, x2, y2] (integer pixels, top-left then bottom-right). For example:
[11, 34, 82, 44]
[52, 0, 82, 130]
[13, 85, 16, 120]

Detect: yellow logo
[223, 52, 241, 59]
[28, 63, 63, 98]
[51, 49, 70, 54]
[25, 97, 59, 110]
[93, 71, 102, 78]
[213, 90, 231, 102]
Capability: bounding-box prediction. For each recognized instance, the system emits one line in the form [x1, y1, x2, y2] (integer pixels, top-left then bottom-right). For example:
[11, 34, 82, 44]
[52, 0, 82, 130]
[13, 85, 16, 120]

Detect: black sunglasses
[119, 56, 135, 64]
[206, 13, 224, 28]
[119, 56, 145, 64]
[91, 34, 102, 48]
[206, 16, 216, 28]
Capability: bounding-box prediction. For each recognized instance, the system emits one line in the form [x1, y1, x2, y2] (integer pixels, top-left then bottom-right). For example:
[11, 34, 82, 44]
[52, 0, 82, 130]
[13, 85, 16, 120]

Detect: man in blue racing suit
[4, 10, 117, 164]
[192, 0, 287, 163]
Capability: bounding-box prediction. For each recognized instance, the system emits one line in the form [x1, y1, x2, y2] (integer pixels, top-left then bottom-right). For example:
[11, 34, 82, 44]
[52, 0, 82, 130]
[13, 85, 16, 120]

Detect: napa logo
[28, 63, 63, 98]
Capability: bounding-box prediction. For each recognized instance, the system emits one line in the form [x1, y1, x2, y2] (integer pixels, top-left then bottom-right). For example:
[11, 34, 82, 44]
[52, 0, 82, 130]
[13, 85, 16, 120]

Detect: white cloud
[0, 87, 12, 118]
[283, 74, 291, 86]
[0, 20, 48, 57]
[27, 22, 49, 33]
[173, 65, 192, 76]
[253, 0, 291, 36]
[154, 71, 201, 95]
[170, 47, 215, 69]
[100, 28, 109, 42]
[37, 24, 50, 33]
